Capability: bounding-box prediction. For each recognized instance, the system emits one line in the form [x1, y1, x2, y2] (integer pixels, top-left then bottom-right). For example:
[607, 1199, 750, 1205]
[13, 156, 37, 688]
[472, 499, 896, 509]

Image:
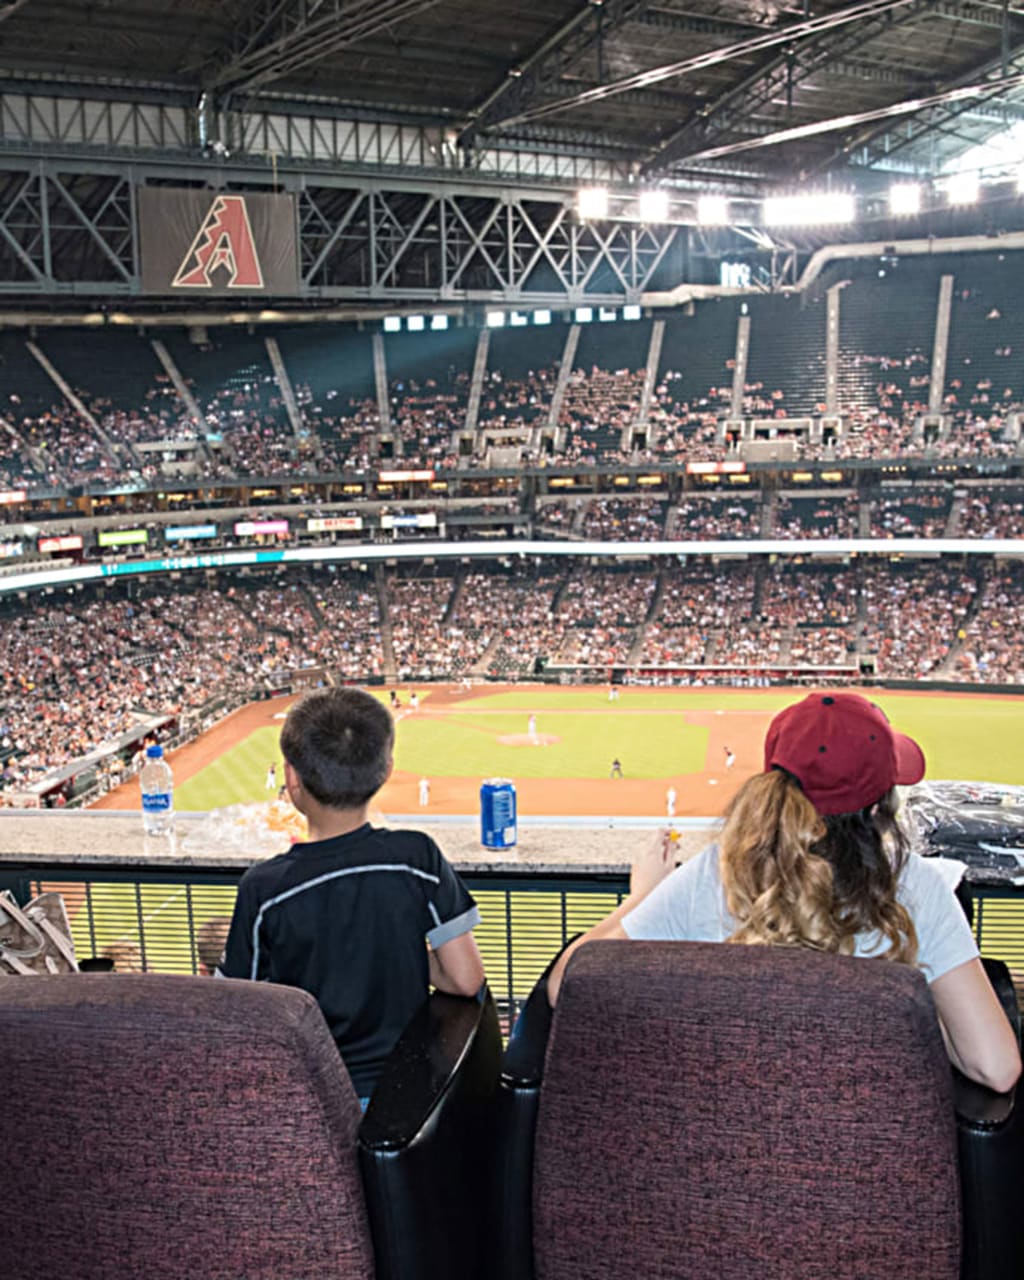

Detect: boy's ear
[283, 760, 304, 807]
[383, 754, 395, 785]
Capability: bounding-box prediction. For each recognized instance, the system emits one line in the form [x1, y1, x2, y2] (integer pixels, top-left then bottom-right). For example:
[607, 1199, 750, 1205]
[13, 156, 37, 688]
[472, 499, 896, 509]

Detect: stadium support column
[464, 327, 490, 438]
[547, 323, 581, 451]
[26, 340, 113, 451]
[372, 332, 396, 457]
[151, 340, 204, 426]
[825, 285, 841, 416]
[628, 319, 664, 452]
[928, 274, 954, 422]
[264, 337, 305, 440]
[730, 312, 751, 422]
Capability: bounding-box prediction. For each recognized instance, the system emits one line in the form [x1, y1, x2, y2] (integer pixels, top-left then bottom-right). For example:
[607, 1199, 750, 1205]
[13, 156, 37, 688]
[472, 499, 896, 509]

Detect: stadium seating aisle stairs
[374, 564, 398, 680]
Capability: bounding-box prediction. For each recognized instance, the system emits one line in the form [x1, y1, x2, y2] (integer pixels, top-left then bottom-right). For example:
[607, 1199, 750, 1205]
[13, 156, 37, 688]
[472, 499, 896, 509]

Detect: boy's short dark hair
[280, 687, 394, 809]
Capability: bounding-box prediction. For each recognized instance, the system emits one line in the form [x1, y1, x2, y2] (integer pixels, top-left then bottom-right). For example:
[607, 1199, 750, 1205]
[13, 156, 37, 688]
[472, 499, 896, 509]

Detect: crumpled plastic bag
[181, 799, 308, 858]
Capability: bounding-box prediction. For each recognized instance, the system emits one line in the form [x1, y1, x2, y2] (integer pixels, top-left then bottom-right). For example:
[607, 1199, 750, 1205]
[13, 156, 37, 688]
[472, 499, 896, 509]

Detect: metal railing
[3, 862, 1021, 1027]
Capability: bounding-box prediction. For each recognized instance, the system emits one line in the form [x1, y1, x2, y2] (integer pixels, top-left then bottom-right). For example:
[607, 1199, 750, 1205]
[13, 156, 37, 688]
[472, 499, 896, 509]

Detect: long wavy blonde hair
[719, 769, 918, 966]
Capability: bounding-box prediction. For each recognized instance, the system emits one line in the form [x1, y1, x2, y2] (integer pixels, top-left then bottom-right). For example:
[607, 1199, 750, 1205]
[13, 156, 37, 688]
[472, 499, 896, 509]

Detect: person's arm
[930, 957, 1022, 1093]
[425, 845, 485, 996]
[429, 931, 486, 997]
[547, 828, 678, 1007]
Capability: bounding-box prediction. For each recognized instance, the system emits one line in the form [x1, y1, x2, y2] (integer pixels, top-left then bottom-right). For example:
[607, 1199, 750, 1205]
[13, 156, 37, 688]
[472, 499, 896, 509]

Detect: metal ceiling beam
[630, 9, 766, 38]
[481, 0, 925, 131]
[664, 67, 1024, 164]
[457, 0, 649, 147]
[643, 0, 941, 174]
[826, 37, 1024, 169]
[206, 0, 445, 97]
[0, 0, 31, 20]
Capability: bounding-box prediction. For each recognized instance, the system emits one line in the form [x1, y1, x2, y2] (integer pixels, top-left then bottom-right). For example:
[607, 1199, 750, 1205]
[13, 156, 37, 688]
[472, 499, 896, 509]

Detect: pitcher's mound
[498, 733, 560, 747]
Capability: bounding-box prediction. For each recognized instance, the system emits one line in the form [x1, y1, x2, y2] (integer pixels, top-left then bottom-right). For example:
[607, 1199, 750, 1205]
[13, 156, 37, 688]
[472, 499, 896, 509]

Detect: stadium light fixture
[888, 183, 921, 216]
[382, 316, 401, 333]
[574, 306, 594, 323]
[406, 315, 425, 332]
[509, 311, 529, 327]
[576, 186, 609, 220]
[638, 189, 670, 222]
[946, 172, 979, 205]
[533, 309, 552, 325]
[486, 310, 507, 328]
[697, 195, 729, 226]
[763, 193, 855, 226]
[430, 314, 449, 331]
[622, 304, 642, 321]
[598, 307, 617, 322]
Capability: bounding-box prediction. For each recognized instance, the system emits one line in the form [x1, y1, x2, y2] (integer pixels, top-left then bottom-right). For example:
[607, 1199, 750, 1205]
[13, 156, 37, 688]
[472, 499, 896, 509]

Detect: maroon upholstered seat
[532, 941, 961, 1280]
[2, 974, 375, 1280]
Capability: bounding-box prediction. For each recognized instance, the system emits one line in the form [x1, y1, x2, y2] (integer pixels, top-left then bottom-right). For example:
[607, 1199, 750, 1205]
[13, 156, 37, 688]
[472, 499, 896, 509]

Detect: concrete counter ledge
[0, 810, 720, 876]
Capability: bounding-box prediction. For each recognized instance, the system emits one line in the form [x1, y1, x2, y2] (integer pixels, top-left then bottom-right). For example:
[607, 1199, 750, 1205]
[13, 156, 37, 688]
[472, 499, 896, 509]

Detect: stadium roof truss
[0, 0, 1023, 304]
[0, 157, 678, 302]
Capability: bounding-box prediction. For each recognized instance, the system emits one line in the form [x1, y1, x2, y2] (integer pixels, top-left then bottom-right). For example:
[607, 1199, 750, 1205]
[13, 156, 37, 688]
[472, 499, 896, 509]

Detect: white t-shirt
[622, 845, 979, 984]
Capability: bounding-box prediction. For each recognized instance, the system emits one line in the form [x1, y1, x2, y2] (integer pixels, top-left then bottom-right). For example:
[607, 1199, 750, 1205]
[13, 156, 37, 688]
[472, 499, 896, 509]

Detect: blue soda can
[480, 778, 517, 849]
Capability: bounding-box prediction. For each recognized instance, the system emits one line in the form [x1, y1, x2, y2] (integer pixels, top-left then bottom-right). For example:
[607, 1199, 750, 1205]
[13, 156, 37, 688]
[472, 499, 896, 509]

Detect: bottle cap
[145, 744, 164, 759]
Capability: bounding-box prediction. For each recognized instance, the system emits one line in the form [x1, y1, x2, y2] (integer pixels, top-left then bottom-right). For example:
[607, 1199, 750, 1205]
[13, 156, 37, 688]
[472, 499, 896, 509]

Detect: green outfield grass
[175, 729, 287, 811]
[174, 687, 1024, 811]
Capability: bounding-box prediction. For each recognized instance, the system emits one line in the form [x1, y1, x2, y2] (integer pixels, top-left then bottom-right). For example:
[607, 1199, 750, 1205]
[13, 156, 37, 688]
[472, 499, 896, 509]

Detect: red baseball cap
[763, 692, 926, 816]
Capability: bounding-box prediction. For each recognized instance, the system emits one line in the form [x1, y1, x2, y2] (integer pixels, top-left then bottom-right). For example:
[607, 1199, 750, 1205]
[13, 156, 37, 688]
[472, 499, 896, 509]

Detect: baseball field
[94, 682, 1024, 817]
[72, 684, 1024, 996]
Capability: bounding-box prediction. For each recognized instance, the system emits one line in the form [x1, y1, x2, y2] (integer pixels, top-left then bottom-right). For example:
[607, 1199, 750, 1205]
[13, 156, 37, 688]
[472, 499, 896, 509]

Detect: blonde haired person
[549, 692, 1021, 1094]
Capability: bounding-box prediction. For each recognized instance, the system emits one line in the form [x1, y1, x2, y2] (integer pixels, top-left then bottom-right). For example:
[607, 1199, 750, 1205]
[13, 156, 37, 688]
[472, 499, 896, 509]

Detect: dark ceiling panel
[0, 0, 1020, 181]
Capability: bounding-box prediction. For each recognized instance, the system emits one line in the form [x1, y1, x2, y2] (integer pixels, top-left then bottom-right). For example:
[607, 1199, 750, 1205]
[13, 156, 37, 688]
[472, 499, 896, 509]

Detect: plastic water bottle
[140, 743, 174, 836]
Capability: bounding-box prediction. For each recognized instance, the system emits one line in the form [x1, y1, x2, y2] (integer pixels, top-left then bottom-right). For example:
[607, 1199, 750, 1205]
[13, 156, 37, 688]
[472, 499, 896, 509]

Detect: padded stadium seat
[1, 974, 501, 1280]
[956, 957, 1024, 1280]
[497, 941, 1023, 1280]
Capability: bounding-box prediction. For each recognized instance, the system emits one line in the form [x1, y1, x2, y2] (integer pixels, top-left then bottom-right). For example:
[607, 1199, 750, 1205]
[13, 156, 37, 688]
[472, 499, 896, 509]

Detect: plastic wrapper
[904, 781, 1024, 886]
[182, 799, 308, 859]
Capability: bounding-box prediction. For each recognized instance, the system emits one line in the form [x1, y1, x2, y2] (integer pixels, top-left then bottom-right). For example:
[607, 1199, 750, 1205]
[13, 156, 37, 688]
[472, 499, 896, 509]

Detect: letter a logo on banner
[172, 195, 265, 289]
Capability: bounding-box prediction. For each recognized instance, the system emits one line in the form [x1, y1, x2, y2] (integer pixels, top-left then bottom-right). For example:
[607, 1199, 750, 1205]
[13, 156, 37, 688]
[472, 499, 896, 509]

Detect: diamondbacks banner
[138, 189, 299, 295]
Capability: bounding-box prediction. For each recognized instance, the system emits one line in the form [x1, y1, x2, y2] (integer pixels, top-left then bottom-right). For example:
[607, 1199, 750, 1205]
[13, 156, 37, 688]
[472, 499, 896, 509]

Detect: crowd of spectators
[534, 501, 574, 536]
[390, 374, 467, 470]
[861, 563, 979, 678]
[869, 489, 951, 538]
[390, 577, 463, 679]
[670, 496, 761, 540]
[3, 554, 1024, 795]
[17, 406, 123, 489]
[956, 565, 1024, 683]
[760, 567, 857, 628]
[578, 497, 666, 540]
[958, 490, 1024, 539]
[559, 367, 644, 467]
[1, 367, 1022, 490]
[2, 261, 1022, 490]
[774, 494, 859, 540]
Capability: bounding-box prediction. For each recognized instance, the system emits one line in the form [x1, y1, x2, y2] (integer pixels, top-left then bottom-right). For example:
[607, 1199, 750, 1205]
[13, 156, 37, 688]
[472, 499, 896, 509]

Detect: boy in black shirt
[219, 687, 485, 1102]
